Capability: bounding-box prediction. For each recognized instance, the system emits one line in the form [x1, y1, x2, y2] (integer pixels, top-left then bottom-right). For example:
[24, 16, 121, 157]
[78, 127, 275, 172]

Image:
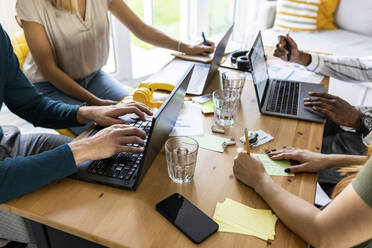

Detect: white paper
[170, 102, 204, 136]
[267, 60, 324, 84]
[240, 130, 274, 148]
[315, 183, 331, 207]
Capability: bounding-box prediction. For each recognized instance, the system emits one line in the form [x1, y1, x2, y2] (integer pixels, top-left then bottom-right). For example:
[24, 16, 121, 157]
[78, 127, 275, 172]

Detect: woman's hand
[233, 149, 269, 190]
[183, 40, 216, 56]
[69, 125, 147, 164]
[273, 34, 311, 66]
[269, 148, 330, 173]
[77, 102, 153, 126]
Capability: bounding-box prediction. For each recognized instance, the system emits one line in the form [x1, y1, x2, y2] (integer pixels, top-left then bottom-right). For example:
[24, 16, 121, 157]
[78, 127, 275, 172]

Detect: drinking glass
[165, 137, 199, 184]
[213, 89, 240, 127]
[221, 71, 249, 100]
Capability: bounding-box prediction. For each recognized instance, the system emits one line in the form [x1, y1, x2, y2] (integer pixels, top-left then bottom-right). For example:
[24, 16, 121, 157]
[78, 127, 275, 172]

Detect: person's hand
[304, 92, 362, 128]
[233, 149, 269, 190]
[273, 34, 311, 66]
[77, 102, 153, 126]
[183, 40, 216, 56]
[96, 99, 118, 106]
[69, 125, 147, 164]
[269, 147, 330, 174]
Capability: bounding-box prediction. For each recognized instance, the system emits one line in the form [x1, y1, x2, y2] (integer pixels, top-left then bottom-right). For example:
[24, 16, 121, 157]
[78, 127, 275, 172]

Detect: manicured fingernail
[271, 149, 277, 152]
[268, 154, 272, 158]
[304, 98, 309, 101]
[265, 149, 271, 154]
[284, 168, 291, 173]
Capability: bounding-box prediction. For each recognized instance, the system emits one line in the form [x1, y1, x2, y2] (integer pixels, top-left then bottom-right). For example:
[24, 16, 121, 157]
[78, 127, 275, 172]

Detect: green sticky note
[191, 134, 230, 153]
[201, 101, 214, 114]
[252, 154, 294, 176]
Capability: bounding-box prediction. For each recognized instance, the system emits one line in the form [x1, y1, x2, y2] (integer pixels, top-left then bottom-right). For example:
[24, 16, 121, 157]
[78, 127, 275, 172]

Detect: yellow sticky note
[213, 198, 278, 241]
[252, 154, 294, 176]
[191, 134, 230, 153]
[201, 101, 214, 114]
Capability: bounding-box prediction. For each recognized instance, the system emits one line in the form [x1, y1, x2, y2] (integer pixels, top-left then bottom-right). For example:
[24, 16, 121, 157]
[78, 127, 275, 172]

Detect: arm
[233, 152, 372, 248]
[268, 148, 367, 174]
[109, 0, 215, 56]
[274, 35, 372, 82]
[21, 21, 113, 106]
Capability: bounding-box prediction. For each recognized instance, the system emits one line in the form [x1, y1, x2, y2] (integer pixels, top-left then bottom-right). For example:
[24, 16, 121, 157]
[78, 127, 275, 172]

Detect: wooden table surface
[1, 48, 329, 248]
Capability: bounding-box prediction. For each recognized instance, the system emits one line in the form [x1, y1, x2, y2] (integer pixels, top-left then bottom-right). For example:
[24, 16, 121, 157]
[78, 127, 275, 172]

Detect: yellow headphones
[133, 82, 175, 108]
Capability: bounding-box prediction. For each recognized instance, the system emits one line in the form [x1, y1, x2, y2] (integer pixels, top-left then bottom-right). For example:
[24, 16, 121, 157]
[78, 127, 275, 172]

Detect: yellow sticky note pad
[213, 198, 278, 241]
[201, 101, 214, 114]
[252, 154, 294, 176]
[191, 134, 230, 153]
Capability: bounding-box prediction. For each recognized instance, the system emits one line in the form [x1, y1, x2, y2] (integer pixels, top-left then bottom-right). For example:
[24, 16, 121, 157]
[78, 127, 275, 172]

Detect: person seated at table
[274, 35, 372, 196]
[233, 147, 372, 248]
[274, 34, 372, 156]
[16, 0, 215, 135]
[0, 24, 152, 245]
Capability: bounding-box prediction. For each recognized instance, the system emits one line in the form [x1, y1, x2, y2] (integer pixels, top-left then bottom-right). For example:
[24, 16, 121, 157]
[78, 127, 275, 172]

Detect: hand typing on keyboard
[69, 124, 147, 165]
[77, 101, 153, 127]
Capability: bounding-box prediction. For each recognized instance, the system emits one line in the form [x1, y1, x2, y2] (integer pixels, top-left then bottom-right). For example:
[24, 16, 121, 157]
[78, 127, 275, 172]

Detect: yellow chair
[10, 29, 77, 138]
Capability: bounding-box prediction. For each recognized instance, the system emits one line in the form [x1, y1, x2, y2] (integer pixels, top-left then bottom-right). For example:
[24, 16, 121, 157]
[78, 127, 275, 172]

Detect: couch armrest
[257, 0, 277, 30]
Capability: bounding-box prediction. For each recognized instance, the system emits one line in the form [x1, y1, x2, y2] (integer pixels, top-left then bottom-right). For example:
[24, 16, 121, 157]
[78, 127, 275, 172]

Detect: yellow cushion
[274, 0, 340, 32]
[10, 29, 29, 70]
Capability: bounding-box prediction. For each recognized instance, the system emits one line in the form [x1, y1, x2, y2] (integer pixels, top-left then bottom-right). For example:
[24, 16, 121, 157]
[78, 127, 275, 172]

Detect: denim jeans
[34, 70, 130, 135]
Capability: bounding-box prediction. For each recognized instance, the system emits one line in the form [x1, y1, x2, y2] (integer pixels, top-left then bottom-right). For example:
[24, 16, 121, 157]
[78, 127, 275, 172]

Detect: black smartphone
[156, 193, 219, 244]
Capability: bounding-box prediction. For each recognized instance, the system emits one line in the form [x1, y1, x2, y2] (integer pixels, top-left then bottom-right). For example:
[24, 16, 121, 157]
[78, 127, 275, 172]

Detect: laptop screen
[249, 32, 270, 104]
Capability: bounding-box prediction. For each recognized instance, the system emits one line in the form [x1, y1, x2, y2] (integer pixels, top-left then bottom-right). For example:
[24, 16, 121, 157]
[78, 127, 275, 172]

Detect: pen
[202, 32, 208, 46]
[284, 31, 291, 61]
[244, 128, 250, 155]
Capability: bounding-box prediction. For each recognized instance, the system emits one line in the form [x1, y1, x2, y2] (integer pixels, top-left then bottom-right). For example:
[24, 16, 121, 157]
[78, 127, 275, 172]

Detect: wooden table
[1, 48, 329, 248]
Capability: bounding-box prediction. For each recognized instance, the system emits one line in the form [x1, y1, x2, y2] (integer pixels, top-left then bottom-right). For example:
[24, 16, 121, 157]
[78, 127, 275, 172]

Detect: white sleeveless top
[16, 0, 112, 83]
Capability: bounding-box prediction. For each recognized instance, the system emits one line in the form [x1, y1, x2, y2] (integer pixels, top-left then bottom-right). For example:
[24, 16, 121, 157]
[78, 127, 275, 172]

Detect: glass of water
[213, 89, 240, 126]
[221, 71, 249, 100]
[165, 137, 199, 184]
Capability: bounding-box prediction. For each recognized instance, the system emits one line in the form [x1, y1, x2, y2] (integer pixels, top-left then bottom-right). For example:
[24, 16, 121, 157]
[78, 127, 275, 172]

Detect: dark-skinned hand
[304, 92, 362, 128]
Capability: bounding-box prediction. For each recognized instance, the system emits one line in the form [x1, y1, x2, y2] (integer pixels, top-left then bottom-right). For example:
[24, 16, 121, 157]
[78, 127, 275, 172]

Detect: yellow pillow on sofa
[274, 0, 340, 32]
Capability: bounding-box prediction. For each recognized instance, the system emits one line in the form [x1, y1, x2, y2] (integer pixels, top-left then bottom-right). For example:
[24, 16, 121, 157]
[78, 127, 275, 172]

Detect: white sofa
[259, 0, 372, 107]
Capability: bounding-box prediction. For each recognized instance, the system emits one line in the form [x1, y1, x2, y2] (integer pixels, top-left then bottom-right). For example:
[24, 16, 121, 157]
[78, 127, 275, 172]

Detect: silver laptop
[148, 24, 234, 95]
[248, 31, 326, 123]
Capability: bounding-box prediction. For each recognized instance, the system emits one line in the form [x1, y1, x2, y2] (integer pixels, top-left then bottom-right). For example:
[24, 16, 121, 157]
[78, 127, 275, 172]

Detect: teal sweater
[0, 25, 80, 203]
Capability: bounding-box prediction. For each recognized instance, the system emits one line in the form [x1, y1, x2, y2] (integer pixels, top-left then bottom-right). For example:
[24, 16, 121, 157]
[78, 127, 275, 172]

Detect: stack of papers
[253, 154, 294, 176]
[213, 198, 278, 240]
[170, 102, 203, 137]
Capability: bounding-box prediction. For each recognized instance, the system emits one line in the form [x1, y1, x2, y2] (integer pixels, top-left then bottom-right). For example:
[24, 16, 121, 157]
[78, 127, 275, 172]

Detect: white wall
[0, 0, 18, 34]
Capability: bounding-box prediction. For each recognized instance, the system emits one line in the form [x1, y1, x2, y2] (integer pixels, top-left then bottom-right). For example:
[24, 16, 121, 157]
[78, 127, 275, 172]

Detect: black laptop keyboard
[266, 80, 299, 116]
[87, 119, 152, 182]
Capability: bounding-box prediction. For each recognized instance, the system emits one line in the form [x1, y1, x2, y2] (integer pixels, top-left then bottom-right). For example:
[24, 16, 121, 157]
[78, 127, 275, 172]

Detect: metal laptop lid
[204, 23, 235, 85]
[134, 65, 194, 189]
[248, 31, 271, 110]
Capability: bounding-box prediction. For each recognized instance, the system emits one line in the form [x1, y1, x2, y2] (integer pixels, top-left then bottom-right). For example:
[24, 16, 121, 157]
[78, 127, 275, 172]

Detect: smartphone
[156, 193, 219, 244]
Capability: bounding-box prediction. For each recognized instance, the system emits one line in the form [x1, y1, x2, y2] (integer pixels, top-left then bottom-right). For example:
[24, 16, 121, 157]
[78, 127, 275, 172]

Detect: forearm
[41, 65, 101, 105]
[255, 175, 323, 247]
[0, 144, 77, 203]
[324, 154, 368, 168]
[305, 54, 372, 82]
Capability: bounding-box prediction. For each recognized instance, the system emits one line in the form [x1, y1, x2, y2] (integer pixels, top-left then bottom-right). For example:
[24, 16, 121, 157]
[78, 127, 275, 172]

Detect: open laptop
[71, 65, 194, 190]
[248, 31, 325, 122]
[147, 24, 234, 96]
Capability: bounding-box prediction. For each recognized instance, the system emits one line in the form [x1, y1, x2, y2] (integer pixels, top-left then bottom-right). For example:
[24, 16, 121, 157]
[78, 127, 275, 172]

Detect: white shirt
[307, 54, 372, 146]
[16, 0, 112, 83]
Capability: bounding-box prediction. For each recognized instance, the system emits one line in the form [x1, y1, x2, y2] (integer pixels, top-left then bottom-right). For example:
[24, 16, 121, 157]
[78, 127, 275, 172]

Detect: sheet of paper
[240, 130, 274, 148]
[252, 154, 294, 176]
[315, 182, 331, 207]
[200, 101, 214, 114]
[213, 198, 278, 241]
[170, 102, 203, 136]
[267, 60, 324, 84]
[190, 134, 231, 153]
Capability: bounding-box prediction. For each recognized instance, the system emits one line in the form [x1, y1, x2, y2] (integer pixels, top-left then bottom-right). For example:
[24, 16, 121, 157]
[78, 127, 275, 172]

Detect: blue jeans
[34, 70, 130, 135]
